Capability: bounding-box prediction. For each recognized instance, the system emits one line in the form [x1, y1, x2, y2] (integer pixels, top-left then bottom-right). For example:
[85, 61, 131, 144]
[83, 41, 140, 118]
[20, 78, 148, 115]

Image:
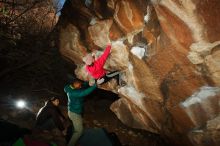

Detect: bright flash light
[16, 100, 26, 108]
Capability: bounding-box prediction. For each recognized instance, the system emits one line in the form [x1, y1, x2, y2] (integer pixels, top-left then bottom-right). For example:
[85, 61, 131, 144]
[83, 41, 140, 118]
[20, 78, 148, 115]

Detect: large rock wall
[58, 0, 220, 145]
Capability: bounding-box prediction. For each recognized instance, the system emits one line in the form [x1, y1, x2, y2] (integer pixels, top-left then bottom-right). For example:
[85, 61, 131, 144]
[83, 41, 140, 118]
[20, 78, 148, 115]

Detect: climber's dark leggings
[96, 71, 120, 85]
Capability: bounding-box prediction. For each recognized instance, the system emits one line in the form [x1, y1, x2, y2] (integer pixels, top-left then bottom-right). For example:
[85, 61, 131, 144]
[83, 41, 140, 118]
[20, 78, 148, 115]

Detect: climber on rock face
[83, 43, 123, 86]
[64, 79, 96, 146]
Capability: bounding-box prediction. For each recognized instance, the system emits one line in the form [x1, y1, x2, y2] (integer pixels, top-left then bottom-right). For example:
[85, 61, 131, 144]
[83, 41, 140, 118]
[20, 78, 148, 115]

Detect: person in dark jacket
[35, 97, 66, 134]
[64, 79, 96, 146]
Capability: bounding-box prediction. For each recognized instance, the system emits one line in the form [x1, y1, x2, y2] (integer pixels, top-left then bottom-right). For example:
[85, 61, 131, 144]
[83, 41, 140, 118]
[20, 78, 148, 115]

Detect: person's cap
[83, 53, 93, 65]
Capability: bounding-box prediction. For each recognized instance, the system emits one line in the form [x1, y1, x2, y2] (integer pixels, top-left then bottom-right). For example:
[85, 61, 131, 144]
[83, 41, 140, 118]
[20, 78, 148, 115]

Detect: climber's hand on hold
[89, 79, 95, 86]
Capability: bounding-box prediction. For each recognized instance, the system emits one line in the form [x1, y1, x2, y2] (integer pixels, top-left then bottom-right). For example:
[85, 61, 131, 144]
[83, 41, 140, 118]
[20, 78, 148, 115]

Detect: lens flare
[16, 100, 26, 108]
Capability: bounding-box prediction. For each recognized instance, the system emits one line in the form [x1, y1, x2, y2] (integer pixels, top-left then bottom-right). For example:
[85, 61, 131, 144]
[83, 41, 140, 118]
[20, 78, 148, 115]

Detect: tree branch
[7, 0, 43, 24]
[0, 1, 22, 6]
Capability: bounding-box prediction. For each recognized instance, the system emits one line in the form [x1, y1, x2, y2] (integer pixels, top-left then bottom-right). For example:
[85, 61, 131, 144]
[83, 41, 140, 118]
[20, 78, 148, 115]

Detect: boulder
[58, 0, 220, 145]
